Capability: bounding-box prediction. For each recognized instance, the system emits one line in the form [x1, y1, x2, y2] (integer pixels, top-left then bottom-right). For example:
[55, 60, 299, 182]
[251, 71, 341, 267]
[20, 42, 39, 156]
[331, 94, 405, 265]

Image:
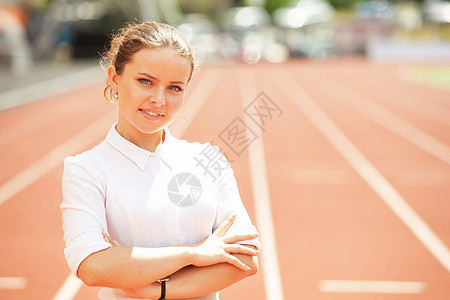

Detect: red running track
[0, 58, 449, 300]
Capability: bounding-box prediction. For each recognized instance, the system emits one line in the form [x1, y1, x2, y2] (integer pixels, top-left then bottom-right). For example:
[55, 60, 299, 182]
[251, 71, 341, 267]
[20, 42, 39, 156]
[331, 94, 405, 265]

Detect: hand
[191, 214, 259, 271]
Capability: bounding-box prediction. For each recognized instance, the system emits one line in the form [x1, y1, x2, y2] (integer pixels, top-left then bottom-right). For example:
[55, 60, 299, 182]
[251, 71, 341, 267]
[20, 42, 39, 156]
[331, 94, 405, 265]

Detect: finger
[223, 233, 258, 244]
[224, 244, 259, 256]
[213, 214, 236, 237]
[226, 255, 252, 271]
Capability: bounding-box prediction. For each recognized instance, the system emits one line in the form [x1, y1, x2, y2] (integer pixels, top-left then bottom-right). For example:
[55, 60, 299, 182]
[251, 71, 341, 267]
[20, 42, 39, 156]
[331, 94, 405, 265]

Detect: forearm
[78, 245, 193, 289]
[100, 215, 259, 298]
[167, 253, 258, 299]
[128, 253, 258, 299]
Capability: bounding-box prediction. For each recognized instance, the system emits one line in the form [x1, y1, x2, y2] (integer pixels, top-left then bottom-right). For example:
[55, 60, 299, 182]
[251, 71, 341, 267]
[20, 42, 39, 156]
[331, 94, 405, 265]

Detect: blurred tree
[263, 0, 292, 14]
[328, 0, 359, 10]
[178, 0, 219, 14]
[36, 0, 53, 8]
[178, 0, 238, 20]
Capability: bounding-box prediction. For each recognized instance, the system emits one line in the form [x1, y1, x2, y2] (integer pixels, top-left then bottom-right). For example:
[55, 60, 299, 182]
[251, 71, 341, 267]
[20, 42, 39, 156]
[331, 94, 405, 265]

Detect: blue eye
[169, 86, 183, 92]
[139, 79, 151, 85]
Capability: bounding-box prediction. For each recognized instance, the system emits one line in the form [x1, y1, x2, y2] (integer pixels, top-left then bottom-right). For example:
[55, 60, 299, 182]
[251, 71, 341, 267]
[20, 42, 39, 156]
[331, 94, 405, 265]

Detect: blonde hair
[100, 21, 197, 102]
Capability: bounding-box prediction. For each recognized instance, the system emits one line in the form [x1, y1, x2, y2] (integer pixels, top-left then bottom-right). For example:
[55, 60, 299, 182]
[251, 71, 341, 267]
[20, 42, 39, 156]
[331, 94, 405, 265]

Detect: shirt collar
[106, 122, 179, 171]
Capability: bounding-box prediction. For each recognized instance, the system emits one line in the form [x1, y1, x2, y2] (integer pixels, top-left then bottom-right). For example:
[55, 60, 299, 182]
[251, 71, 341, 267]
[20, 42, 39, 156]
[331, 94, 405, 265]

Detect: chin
[138, 126, 165, 135]
[137, 121, 168, 134]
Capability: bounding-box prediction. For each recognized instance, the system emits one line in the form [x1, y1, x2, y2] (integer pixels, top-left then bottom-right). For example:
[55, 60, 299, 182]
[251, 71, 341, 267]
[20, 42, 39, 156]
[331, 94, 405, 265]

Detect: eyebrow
[137, 72, 186, 85]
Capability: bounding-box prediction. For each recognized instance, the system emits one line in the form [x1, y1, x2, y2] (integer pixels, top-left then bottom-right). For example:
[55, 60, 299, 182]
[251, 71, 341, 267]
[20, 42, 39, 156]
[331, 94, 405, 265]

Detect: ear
[107, 65, 119, 91]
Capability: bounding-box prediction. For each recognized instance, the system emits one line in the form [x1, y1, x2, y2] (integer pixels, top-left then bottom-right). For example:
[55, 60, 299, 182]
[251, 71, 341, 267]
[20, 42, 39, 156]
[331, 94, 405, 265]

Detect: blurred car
[272, 0, 335, 58]
[422, 0, 450, 23]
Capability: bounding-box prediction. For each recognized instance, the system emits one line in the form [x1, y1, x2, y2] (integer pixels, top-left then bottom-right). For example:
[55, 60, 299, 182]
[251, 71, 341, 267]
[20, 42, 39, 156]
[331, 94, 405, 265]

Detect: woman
[61, 21, 260, 300]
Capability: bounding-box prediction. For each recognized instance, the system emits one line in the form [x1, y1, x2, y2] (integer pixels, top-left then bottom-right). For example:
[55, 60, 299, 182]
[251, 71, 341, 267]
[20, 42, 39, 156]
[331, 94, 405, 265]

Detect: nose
[151, 87, 165, 106]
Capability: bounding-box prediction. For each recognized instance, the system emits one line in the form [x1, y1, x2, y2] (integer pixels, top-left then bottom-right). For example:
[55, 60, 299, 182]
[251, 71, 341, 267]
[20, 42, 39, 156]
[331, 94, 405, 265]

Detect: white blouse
[61, 123, 260, 300]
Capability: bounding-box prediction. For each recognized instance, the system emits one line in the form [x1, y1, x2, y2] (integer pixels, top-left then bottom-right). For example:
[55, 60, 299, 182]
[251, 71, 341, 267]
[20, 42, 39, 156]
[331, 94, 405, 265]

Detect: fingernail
[245, 266, 251, 271]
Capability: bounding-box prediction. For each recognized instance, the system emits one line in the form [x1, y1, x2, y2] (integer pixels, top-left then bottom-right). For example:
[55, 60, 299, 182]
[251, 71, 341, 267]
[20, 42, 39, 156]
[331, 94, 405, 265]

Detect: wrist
[157, 276, 170, 299]
[122, 283, 160, 299]
[149, 282, 161, 299]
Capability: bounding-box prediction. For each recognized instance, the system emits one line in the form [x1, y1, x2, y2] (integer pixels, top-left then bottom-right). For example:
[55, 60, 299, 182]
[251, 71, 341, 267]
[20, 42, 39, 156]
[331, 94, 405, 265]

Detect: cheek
[129, 85, 148, 99]
[123, 89, 150, 110]
[118, 87, 144, 109]
[165, 94, 184, 111]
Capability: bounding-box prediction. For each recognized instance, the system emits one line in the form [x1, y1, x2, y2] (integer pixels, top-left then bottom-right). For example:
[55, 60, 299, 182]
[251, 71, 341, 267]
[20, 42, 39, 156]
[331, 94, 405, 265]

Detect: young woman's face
[109, 47, 191, 138]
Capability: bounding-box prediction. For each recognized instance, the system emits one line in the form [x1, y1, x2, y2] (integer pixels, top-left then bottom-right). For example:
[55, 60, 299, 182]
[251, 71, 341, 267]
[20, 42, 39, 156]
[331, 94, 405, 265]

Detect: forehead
[125, 47, 191, 81]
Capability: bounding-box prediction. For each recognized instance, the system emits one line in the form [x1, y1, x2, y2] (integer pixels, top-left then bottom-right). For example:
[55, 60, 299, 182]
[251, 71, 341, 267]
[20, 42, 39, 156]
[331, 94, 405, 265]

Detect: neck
[116, 123, 165, 153]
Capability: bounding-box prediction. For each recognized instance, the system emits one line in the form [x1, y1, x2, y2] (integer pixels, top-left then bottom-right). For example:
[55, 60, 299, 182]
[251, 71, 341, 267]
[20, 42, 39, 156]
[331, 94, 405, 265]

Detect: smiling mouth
[140, 109, 163, 117]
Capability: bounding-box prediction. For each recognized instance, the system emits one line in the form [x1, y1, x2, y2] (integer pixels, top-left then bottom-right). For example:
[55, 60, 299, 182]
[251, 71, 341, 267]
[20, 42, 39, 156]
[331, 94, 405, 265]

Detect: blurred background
[0, 0, 450, 76]
[0, 0, 449, 299]
[1, 0, 449, 110]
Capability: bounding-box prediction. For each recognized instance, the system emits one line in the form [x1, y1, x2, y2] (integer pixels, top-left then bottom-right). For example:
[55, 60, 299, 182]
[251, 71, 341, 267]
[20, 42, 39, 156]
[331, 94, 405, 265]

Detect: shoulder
[175, 137, 208, 156]
[169, 135, 232, 183]
[63, 140, 108, 182]
[169, 135, 222, 162]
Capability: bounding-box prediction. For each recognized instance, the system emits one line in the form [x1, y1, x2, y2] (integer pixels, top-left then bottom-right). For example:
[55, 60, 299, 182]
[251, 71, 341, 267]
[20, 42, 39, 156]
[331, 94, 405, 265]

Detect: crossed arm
[122, 246, 258, 299]
[78, 214, 259, 299]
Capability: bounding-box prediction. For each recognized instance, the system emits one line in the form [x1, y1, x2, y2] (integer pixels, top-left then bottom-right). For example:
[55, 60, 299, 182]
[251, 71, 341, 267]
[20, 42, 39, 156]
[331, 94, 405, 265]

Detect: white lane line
[275, 71, 450, 273]
[311, 70, 450, 165]
[319, 280, 426, 294]
[0, 66, 104, 111]
[52, 274, 83, 300]
[0, 277, 27, 289]
[237, 70, 285, 300]
[0, 87, 101, 147]
[52, 69, 222, 299]
[0, 109, 117, 206]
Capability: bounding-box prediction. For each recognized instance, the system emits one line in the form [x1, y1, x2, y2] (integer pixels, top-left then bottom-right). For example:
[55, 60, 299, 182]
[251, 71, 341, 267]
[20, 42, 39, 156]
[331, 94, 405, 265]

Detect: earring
[114, 92, 118, 100]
